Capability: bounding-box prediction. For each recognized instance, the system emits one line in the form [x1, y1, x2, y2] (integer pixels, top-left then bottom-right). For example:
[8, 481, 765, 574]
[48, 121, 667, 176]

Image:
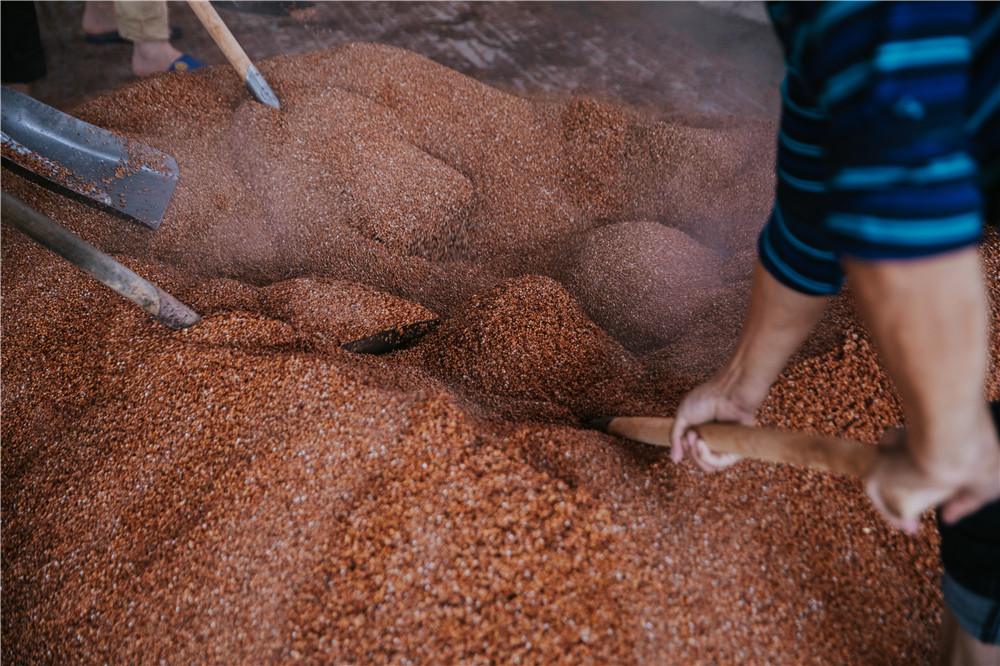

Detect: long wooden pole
[596, 415, 879, 477]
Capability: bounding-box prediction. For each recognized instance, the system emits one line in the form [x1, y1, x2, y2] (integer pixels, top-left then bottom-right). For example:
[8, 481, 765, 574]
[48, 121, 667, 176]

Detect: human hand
[669, 379, 759, 473]
[865, 426, 1000, 534]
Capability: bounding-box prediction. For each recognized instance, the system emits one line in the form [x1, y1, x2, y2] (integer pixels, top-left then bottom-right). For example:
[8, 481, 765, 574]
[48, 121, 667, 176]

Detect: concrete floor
[20, 1, 784, 119]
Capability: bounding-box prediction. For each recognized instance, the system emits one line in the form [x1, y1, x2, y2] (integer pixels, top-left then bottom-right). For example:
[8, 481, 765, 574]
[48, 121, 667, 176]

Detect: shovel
[186, 0, 280, 109]
[1, 86, 179, 230]
[1, 192, 201, 330]
[589, 415, 878, 477]
[340, 318, 440, 354]
[2, 191, 438, 344]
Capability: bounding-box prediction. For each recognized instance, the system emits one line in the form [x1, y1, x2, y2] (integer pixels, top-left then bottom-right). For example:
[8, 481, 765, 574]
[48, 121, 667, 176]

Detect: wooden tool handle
[186, 0, 280, 108]
[186, 0, 253, 76]
[604, 416, 878, 477]
[2, 193, 201, 330]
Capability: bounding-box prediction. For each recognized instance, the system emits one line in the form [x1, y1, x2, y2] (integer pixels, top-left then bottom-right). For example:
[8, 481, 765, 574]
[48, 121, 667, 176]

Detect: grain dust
[4, 43, 997, 664]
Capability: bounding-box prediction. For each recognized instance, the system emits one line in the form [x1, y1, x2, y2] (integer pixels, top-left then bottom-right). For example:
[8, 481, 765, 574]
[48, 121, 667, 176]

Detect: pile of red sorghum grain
[3, 43, 997, 664]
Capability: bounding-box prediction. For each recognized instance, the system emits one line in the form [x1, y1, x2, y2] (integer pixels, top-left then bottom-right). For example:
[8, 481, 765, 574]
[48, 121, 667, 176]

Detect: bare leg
[940, 606, 1000, 666]
[83, 1, 184, 76]
[81, 1, 119, 36]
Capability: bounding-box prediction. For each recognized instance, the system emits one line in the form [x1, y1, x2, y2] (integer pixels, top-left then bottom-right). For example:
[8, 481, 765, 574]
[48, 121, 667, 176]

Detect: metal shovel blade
[1, 86, 178, 230]
[341, 318, 441, 354]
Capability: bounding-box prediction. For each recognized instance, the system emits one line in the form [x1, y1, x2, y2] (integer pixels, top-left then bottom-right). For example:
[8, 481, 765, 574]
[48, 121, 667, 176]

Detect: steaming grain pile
[3, 43, 998, 664]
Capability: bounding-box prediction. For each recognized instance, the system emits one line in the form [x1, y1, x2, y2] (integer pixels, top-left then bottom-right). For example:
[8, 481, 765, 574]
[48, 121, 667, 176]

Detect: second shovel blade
[1, 85, 179, 230]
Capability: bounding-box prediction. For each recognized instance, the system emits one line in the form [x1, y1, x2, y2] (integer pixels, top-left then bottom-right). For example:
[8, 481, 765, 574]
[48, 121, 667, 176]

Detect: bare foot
[131, 41, 184, 77]
[81, 1, 119, 36]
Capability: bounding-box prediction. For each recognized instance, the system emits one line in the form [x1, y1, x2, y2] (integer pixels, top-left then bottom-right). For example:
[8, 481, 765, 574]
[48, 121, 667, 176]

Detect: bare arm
[845, 248, 1000, 528]
[670, 260, 830, 471]
[671, 248, 999, 528]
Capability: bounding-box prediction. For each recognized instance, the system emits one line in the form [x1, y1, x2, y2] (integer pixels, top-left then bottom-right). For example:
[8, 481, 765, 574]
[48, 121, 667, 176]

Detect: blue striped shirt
[759, 1, 1000, 296]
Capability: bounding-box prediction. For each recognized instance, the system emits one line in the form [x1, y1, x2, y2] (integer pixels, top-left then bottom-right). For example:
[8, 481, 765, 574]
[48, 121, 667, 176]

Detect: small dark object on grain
[341, 317, 440, 354]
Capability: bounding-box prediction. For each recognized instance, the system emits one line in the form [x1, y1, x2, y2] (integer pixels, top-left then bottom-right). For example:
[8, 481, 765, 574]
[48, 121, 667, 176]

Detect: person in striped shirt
[669, 2, 999, 661]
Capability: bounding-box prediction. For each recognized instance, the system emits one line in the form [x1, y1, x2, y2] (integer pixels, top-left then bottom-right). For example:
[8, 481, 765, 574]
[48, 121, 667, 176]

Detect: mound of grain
[262, 277, 438, 344]
[4, 40, 992, 666]
[415, 274, 650, 422]
[565, 221, 727, 352]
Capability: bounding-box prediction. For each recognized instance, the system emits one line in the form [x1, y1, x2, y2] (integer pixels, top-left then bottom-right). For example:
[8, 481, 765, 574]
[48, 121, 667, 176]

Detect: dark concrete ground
[18, 1, 783, 119]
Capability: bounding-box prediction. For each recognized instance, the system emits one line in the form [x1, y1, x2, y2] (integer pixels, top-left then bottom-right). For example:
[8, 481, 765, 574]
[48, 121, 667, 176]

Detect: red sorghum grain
[4, 43, 997, 665]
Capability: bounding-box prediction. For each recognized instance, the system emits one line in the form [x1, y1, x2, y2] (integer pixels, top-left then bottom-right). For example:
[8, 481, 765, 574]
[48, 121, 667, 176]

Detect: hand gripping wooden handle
[602, 416, 878, 477]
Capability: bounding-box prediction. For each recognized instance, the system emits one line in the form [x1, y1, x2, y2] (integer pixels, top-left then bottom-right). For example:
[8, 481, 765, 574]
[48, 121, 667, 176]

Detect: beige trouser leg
[114, 1, 171, 42]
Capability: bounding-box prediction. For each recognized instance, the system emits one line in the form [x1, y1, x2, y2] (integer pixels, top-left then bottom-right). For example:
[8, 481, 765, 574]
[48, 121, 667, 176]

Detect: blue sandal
[168, 54, 205, 72]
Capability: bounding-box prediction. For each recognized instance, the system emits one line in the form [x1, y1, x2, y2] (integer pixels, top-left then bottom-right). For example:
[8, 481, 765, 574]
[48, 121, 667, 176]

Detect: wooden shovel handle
[604, 416, 878, 477]
[186, 0, 253, 77]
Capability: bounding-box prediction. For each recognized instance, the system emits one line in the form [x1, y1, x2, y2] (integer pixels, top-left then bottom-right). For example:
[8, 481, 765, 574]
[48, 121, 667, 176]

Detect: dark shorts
[942, 570, 1000, 644]
[937, 401, 1000, 645]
